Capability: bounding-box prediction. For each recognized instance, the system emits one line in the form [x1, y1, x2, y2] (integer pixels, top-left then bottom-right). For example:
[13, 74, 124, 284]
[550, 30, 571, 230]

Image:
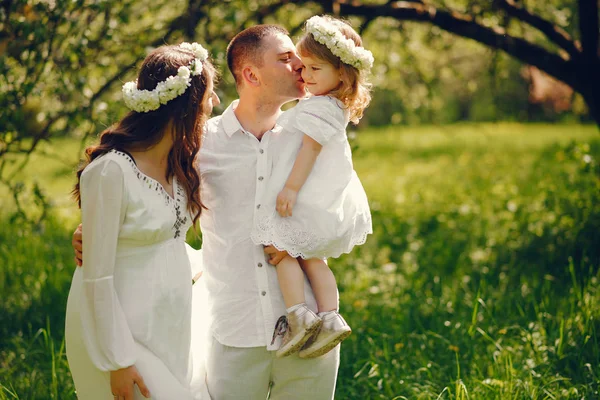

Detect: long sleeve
[79, 157, 136, 371]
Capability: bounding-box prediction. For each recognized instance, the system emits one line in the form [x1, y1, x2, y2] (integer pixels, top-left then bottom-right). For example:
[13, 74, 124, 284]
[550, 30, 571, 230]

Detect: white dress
[65, 150, 209, 400]
[251, 95, 372, 259]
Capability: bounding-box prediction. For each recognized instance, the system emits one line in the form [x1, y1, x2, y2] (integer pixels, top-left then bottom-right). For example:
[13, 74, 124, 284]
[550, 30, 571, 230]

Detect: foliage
[0, 0, 187, 221]
[1, 123, 599, 399]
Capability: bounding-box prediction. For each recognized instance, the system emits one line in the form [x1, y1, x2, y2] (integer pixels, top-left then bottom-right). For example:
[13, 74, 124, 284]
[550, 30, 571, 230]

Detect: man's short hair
[226, 25, 289, 85]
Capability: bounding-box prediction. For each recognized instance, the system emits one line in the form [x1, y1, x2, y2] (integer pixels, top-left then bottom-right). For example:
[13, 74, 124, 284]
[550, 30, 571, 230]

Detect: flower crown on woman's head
[122, 42, 210, 113]
[305, 16, 374, 71]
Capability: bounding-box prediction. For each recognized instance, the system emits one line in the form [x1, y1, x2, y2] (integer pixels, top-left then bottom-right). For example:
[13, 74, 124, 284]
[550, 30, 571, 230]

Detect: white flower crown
[122, 42, 210, 113]
[305, 16, 374, 71]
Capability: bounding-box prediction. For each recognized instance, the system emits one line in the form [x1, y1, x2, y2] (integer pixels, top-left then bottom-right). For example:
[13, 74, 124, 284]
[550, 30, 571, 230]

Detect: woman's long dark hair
[73, 45, 215, 227]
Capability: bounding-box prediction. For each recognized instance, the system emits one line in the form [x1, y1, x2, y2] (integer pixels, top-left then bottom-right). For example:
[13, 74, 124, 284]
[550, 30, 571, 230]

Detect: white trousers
[205, 336, 340, 400]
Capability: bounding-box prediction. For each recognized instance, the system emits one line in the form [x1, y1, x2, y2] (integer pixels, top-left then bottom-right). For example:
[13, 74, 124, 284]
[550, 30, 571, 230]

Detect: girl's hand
[276, 187, 298, 217]
[110, 366, 150, 399]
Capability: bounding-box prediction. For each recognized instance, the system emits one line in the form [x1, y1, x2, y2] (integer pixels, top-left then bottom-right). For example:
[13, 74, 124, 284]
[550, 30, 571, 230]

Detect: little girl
[251, 15, 374, 358]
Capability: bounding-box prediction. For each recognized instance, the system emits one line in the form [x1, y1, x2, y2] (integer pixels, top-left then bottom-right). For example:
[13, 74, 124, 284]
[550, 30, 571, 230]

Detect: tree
[320, 0, 599, 125]
[0, 0, 596, 220]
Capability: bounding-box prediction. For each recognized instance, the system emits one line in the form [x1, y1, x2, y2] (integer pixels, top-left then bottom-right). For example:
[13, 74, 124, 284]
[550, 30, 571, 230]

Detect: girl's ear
[242, 66, 260, 87]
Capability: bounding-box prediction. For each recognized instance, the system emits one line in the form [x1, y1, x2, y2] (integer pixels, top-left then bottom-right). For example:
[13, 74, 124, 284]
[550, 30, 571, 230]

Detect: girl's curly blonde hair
[297, 16, 372, 124]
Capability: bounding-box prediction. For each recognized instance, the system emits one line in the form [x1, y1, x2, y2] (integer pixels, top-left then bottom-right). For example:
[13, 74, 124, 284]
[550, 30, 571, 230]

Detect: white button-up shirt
[199, 100, 317, 350]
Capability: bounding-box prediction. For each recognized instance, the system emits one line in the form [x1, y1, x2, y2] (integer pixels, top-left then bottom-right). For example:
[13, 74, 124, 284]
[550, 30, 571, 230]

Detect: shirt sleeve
[291, 97, 346, 146]
[79, 157, 136, 371]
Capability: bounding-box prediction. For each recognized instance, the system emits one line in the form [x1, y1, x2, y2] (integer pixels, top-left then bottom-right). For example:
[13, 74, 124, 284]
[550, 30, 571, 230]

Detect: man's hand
[110, 365, 150, 399]
[276, 187, 298, 217]
[72, 224, 83, 267]
[192, 271, 203, 285]
[264, 246, 288, 265]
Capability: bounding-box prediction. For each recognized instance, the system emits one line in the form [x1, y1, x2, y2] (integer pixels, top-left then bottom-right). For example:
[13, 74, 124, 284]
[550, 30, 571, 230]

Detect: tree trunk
[587, 95, 600, 127]
[578, 74, 600, 126]
[576, 0, 600, 127]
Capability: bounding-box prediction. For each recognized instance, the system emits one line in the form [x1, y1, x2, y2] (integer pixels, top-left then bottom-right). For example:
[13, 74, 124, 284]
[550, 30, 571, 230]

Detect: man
[73, 25, 340, 399]
[199, 24, 340, 399]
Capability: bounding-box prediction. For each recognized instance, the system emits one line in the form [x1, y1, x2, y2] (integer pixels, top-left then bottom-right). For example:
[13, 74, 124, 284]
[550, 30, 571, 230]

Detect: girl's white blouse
[78, 150, 195, 384]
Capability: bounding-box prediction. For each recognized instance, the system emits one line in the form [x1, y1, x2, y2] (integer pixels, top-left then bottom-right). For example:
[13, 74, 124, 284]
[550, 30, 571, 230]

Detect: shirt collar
[221, 99, 285, 137]
[221, 100, 243, 137]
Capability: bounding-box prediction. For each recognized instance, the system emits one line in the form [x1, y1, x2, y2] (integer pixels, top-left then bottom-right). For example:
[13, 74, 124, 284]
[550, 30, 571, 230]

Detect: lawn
[1, 123, 599, 399]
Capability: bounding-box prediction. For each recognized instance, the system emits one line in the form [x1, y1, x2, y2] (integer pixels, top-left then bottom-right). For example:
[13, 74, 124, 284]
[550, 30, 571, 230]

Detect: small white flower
[180, 42, 209, 61]
[459, 204, 471, 215]
[190, 60, 204, 76]
[382, 263, 397, 273]
[177, 66, 191, 79]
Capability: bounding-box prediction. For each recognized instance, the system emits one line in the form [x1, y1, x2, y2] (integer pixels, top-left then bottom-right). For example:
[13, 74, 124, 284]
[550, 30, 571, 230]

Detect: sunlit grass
[335, 123, 600, 399]
[1, 123, 599, 399]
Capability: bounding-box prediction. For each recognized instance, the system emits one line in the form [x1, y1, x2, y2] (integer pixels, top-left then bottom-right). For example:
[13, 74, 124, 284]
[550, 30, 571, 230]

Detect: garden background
[1, 0, 599, 399]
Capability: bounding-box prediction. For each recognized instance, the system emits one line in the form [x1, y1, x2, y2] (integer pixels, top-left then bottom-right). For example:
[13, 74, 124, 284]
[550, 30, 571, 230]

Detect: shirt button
[258, 262, 263, 268]
[256, 204, 261, 209]
[259, 149, 264, 154]
[258, 176, 264, 181]
[261, 291, 266, 296]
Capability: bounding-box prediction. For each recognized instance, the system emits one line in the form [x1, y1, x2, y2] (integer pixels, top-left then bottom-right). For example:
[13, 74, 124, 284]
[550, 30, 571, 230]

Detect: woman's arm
[79, 159, 151, 398]
[79, 159, 137, 370]
[276, 134, 322, 217]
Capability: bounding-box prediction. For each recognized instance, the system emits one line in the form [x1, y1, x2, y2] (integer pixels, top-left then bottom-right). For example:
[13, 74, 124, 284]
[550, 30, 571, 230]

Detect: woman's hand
[276, 187, 298, 217]
[72, 223, 83, 266]
[110, 365, 150, 399]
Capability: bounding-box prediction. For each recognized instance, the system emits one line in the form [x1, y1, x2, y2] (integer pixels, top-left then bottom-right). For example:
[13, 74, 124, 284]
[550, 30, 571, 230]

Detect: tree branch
[183, 0, 204, 39]
[495, 0, 581, 57]
[359, 15, 377, 35]
[329, 0, 578, 88]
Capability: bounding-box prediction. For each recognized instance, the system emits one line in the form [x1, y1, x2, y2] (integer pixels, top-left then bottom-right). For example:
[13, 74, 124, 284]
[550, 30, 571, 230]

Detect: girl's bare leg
[277, 255, 306, 309]
[299, 258, 338, 313]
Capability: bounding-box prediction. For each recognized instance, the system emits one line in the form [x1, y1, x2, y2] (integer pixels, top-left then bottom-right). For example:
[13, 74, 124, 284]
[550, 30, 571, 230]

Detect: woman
[65, 42, 218, 400]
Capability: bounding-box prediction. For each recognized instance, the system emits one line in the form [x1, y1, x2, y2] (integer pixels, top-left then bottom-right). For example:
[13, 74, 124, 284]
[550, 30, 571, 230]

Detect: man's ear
[241, 66, 260, 87]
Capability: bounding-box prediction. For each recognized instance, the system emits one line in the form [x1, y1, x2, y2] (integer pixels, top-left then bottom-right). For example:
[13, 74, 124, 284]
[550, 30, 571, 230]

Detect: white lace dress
[65, 150, 209, 400]
[251, 95, 372, 259]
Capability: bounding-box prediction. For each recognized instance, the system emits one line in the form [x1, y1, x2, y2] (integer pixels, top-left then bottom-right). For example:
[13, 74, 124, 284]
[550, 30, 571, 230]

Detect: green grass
[1, 123, 599, 399]
[0, 136, 90, 225]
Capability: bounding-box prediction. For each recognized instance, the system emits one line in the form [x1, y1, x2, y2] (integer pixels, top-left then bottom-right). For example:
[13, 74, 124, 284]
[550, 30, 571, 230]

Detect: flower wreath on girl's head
[122, 42, 210, 113]
[305, 16, 374, 71]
